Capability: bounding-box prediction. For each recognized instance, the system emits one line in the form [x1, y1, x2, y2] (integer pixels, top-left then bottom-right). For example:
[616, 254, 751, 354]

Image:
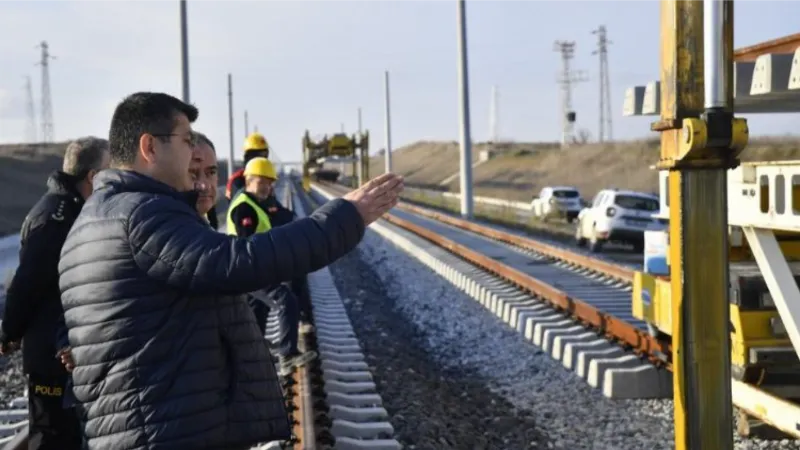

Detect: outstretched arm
[127, 196, 364, 296]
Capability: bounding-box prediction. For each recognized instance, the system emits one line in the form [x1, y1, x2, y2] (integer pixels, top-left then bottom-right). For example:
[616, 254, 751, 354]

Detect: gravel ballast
[327, 227, 800, 450]
[0, 353, 26, 406]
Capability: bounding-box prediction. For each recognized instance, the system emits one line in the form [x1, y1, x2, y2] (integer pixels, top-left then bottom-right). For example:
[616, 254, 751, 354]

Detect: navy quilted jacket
[58, 169, 364, 449]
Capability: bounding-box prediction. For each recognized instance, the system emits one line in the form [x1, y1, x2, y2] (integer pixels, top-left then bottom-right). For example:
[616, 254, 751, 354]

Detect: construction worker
[225, 132, 270, 201]
[227, 157, 317, 375]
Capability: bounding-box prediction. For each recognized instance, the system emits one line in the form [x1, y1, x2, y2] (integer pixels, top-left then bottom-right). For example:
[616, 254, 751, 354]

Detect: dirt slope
[339, 137, 800, 201]
[0, 142, 233, 237]
[2, 137, 799, 236]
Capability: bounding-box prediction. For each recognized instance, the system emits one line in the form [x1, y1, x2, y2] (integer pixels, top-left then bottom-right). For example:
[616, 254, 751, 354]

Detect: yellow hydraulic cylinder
[654, 1, 745, 448]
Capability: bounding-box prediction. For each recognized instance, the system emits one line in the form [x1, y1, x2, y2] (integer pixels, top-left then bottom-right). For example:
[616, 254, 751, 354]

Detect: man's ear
[138, 134, 158, 164]
[86, 169, 97, 185]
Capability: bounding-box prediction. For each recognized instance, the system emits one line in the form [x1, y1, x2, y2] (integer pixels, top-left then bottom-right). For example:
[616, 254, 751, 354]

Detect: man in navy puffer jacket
[57, 92, 403, 450]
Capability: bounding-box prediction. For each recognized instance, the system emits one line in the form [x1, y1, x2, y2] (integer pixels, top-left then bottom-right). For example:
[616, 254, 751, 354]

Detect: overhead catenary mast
[592, 25, 613, 142]
[553, 40, 588, 148]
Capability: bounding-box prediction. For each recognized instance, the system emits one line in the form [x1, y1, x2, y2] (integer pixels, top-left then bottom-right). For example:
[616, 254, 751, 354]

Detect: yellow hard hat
[244, 157, 277, 180]
[243, 132, 269, 152]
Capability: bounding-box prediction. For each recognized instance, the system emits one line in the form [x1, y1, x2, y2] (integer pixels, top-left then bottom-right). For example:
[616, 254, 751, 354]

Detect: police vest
[226, 193, 272, 235]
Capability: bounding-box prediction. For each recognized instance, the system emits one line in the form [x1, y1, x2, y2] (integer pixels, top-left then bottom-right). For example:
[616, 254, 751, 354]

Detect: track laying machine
[301, 130, 369, 191]
[632, 161, 800, 436]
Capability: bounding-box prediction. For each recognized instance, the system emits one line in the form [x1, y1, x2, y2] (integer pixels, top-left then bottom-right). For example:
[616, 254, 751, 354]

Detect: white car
[575, 189, 666, 252]
[530, 186, 583, 223]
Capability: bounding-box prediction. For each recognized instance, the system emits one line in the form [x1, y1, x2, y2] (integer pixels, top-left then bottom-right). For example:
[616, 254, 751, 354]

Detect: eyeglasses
[151, 131, 198, 147]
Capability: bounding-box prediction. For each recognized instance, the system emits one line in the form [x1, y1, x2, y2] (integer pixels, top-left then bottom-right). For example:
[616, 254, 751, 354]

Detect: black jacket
[229, 193, 294, 238]
[58, 169, 365, 449]
[2, 171, 84, 378]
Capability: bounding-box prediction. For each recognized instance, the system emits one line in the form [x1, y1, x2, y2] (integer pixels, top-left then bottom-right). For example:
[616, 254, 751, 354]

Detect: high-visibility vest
[226, 192, 272, 236]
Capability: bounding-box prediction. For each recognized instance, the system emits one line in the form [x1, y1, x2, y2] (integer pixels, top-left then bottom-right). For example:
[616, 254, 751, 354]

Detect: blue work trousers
[251, 283, 300, 358]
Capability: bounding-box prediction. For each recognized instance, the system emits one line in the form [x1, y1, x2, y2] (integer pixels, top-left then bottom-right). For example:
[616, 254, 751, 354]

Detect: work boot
[279, 351, 318, 377]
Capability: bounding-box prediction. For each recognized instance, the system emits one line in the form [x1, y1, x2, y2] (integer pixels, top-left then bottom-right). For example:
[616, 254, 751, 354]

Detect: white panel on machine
[728, 161, 800, 232]
[750, 53, 794, 97]
[641, 81, 660, 116]
[789, 48, 800, 90]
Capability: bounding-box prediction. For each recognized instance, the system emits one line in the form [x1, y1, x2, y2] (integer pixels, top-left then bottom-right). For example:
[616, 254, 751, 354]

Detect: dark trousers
[27, 375, 81, 450]
[251, 283, 301, 358]
[290, 277, 312, 323]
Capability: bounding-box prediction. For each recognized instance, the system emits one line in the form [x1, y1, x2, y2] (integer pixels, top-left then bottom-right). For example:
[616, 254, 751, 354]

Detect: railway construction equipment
[633, 161, 800, 439]
[301, 130, 369, 191]
[619, 9, 800, 447]
[313, 180, 800, 443]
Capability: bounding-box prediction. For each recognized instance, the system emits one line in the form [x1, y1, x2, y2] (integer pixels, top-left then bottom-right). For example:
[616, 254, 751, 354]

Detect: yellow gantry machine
[655, 1, 745, 448]
[301, 130, 370, 192]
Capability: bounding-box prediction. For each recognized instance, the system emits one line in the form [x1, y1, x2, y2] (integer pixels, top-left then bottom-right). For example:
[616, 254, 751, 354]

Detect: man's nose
[194, 181, 207, 192]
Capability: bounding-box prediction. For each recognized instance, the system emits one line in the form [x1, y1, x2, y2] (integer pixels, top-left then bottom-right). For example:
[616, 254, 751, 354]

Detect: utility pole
[227, 74, 235, 180]
[456, 0, 473, 219]
[179, 0, 190, 103]
[553, 40, 588, 148]
[244, 110, 249, 137]
[489, 85, 498, 144]
[24, 76, 37, 144]
[357, 107, 364, 186]
[383, 70, 393, 174]
[592, 25, 613, 142]
[37, 41, 55, 143]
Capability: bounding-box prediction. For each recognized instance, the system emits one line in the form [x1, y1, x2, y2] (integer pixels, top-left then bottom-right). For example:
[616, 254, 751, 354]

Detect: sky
[0, 0, 798, 163]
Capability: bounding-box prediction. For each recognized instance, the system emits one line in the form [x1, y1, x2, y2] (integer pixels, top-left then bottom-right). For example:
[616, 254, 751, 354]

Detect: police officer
[227, 157, 317, 375]
[1, 137, 110, 450]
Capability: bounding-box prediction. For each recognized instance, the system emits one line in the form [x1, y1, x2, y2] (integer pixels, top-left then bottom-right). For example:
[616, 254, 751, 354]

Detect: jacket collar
[47, 171, 84, 205]
[93, 169, 199, 208]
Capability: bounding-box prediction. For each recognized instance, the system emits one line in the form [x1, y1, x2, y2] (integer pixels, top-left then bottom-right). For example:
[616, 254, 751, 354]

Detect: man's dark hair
[63, 136, 109, 179]
[108, 92, 199, 166]
[195, 132, 215, 152]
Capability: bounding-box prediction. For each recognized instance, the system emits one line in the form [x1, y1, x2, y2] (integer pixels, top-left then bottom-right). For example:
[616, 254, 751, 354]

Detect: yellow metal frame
[301, 130, 370, 188]
[656, 1, 748, 448]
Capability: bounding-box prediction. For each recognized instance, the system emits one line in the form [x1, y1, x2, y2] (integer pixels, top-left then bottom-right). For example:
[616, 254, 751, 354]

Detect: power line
[36, 41, 55, 143]
[592, 25, 613, 143]
[553, 40, 588, 148]
[24, 75, 37, 143]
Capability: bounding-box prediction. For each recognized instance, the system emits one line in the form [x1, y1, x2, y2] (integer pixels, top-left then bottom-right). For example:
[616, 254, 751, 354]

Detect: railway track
[284, 181, 401, 450]
[313, 181, 800, 440]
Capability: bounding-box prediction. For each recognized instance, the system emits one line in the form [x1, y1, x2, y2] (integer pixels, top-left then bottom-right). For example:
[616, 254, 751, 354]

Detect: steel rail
[315, 182, 670, 366]
[282, 183, 318, 450]
[321, 182, 635, 284]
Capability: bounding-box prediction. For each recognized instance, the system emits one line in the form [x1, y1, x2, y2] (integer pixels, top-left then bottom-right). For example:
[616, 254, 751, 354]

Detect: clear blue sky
[0, 0, 798, 163]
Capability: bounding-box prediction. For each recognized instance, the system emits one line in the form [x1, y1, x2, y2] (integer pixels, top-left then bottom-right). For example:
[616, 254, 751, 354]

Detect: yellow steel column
[655, 1, 747, 448]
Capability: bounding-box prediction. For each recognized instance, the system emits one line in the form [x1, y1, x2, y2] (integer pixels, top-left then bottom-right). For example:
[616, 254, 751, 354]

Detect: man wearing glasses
[57, 91, 403, 449]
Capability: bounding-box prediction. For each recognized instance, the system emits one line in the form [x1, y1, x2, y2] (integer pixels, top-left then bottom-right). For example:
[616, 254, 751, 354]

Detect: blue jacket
[58, 169, 365, 449]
